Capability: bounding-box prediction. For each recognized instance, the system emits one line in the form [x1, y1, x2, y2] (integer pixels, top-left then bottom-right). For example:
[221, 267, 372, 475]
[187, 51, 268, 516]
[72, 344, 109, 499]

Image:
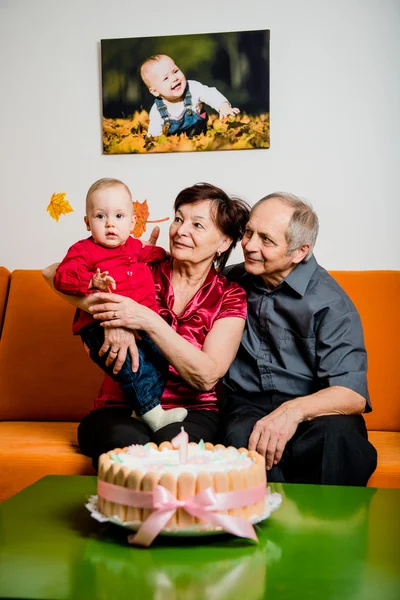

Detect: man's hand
[89, 269, 116, 293]
[248, 402, 303, 470]
[219, 101, 240, 120]
[99, 327, 139, 374]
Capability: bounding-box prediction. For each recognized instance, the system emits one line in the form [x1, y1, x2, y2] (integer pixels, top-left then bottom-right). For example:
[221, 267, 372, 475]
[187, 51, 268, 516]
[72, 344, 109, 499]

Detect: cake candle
[171, 427, 189, 464]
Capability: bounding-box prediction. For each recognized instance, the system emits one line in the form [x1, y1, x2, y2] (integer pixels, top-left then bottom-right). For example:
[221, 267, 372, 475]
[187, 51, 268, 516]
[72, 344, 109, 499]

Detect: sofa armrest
[0, 267, 10, 338]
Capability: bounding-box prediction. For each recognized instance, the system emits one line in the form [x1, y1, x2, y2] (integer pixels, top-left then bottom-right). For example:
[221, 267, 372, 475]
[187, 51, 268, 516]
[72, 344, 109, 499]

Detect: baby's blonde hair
[86, 178, 132, 212]
[140, 54, 170, 88]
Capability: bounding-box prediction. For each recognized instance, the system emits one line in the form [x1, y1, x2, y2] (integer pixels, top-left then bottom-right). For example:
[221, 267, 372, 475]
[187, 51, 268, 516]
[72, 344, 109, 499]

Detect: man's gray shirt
[223, 255, 371, 410]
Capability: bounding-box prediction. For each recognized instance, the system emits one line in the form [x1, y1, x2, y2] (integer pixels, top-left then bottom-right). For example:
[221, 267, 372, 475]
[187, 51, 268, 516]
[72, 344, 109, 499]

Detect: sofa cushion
[0, 270, 103, 421]
[367, 431, 400, 488]
[330, 271, 400, 432]
[0, 421, 95, 502]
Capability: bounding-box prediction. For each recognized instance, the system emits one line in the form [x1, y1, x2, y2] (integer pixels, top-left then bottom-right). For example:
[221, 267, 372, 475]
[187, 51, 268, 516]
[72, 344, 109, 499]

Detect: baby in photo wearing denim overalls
[140, 54, 240, 138]
[54, 178, 187, 432]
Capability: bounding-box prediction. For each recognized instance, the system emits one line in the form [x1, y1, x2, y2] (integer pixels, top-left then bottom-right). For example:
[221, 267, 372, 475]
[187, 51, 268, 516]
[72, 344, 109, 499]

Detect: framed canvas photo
[101, 29, 270, 154]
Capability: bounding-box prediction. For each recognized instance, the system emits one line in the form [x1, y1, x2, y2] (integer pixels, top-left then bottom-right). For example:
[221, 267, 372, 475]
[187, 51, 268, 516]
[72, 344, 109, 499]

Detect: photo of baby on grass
[101, 29, 269, 154]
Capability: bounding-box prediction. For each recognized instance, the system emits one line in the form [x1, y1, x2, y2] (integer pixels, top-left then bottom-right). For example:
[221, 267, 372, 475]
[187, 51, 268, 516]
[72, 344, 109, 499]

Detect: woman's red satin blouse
[92, 257, 247, 413]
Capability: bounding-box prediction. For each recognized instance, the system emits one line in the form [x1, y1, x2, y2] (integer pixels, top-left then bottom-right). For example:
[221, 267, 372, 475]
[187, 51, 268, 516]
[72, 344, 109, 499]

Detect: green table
[0, 476, 399, 600]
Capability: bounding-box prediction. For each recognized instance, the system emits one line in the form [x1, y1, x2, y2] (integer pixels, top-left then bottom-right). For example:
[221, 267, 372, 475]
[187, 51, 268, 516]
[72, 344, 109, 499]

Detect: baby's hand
[90, 269, 116, 293]
[219, 102, 240, 120]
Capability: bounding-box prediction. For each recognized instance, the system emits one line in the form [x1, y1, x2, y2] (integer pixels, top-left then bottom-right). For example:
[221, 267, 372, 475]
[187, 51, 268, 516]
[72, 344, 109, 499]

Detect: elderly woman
[44, 183, 250, 468]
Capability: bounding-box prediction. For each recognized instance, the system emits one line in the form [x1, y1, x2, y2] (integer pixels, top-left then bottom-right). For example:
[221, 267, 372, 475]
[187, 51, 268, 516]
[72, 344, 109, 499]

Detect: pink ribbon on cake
[97, 479, 266, 547]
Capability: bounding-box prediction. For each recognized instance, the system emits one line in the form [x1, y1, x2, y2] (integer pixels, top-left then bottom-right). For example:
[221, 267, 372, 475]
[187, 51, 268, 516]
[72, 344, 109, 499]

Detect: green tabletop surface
[0, 475, 399, 600]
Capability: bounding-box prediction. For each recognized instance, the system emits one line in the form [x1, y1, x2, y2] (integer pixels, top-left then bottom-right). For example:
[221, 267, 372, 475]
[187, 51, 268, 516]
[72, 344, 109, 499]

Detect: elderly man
[223, 192, 377, 486]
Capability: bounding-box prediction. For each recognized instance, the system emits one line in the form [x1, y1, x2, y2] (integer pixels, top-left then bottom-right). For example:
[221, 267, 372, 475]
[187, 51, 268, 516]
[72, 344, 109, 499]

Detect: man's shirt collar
[282, 254, 318, 296]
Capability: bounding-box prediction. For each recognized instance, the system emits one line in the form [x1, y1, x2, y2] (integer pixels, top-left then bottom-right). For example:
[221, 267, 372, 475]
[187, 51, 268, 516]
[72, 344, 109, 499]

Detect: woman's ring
[113, 310, 118, 319]
[110, 349, 118, 354]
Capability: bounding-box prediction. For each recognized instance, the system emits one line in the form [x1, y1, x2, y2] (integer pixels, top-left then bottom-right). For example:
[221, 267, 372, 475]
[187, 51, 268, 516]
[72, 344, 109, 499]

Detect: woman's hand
[88, 292, 152, 331]
[42, 263, 60, 288]
[144, 226, 160, 246]
[99, 327, 139, 374]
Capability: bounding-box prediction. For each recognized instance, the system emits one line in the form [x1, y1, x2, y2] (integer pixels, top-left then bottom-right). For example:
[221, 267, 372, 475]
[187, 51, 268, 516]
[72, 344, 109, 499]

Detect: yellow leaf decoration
[131, 199, 169, 238]
[47, 192, 74, 222]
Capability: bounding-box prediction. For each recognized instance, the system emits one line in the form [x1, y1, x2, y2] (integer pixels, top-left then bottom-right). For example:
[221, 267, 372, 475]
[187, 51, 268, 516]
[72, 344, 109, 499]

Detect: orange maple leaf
[132, 200, 150, 237]
[132, 200, 169, 238]
[47, 192, 74, 222]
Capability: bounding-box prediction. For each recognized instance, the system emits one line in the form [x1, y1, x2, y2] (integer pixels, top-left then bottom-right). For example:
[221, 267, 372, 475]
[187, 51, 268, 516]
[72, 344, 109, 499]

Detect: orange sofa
[0, 268, 399, 502]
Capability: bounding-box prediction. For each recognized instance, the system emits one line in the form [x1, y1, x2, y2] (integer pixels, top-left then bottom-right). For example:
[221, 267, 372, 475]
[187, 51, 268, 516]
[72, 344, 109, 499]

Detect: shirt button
[127, 271, 132, 276]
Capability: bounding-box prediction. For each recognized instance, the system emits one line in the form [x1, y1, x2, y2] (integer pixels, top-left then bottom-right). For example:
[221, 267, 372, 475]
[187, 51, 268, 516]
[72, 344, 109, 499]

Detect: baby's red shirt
[54, 236, 166, 333]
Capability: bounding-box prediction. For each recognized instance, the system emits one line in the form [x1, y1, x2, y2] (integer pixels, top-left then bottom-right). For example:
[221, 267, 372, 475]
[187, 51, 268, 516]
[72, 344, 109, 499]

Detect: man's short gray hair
[252, 192, 319, 262]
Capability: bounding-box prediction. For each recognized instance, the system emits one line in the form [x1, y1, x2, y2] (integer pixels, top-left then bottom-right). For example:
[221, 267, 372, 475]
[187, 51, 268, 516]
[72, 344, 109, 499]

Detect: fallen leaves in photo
[103, 111, 270, 154]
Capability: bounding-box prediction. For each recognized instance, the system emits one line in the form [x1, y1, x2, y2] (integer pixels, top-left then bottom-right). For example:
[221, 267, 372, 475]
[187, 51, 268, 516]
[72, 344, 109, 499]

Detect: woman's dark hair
[173, 183, 250, 271]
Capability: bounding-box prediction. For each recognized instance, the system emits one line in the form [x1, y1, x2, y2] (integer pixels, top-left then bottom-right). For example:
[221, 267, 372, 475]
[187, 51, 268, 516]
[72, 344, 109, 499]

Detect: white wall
[0, 0, 399, 270]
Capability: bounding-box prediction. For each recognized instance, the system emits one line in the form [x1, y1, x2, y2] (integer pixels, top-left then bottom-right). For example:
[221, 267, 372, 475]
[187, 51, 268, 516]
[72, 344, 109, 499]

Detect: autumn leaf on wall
[132, 199, 169, 238]
[47, 193, 74, 222]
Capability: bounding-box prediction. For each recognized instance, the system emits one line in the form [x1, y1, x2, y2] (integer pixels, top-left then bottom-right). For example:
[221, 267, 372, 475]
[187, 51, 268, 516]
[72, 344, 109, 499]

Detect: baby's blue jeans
[80, 322, 168, 416]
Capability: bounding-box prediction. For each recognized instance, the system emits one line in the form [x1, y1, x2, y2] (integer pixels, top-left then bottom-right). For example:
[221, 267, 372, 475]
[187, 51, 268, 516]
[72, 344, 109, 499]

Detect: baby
[140, 54, 240, 138]
[54, 178, 187, 431]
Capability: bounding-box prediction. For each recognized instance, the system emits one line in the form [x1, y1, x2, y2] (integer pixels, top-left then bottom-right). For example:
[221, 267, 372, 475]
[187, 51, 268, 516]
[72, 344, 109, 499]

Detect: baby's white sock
[134, 404, 187, 432]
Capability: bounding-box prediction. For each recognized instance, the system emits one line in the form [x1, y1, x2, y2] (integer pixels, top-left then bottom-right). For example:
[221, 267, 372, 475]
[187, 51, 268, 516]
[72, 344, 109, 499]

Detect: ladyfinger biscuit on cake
[98, 454, 112, 515]
[260, 464, 267, 486]
[142, 472, 160, 520]
[247, 464, 259, 518]
[125, 470, 143, 522]
[103, 462, 121, 518]
[177, 473, 196, 527]
[251, 462, 266, 517]
[113, 465, 129, 521]
[228, 469, 246, 518]
[249, 449, 267, 511]
[239, 468, 251, 521]
[238, 447, 249, 455]
[248, 450, 265, 468]
[158, 441, 173, 451]
[214, 444, 226, 451]
[204, 442, 214, 450]
[195, 472, 213, 524]
[98, 452, 112, 474]
[251, 452, 267, 487]
[159, 472, 177, 526]
[213, 472, 229, 514]
[147, 442, 158, 450]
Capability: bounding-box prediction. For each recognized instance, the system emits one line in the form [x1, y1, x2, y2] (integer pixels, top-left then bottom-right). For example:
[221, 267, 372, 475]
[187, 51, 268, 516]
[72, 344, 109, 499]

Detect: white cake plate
[86, 488, 282, 537]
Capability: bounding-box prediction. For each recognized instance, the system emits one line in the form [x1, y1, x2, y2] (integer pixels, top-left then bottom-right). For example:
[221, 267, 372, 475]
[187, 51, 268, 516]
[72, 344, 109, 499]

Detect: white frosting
[109, 444, 254, 476]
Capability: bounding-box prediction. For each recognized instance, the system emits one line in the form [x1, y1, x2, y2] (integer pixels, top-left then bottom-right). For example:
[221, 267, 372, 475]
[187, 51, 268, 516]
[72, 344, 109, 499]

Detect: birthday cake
[96, 440, 267, 545]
